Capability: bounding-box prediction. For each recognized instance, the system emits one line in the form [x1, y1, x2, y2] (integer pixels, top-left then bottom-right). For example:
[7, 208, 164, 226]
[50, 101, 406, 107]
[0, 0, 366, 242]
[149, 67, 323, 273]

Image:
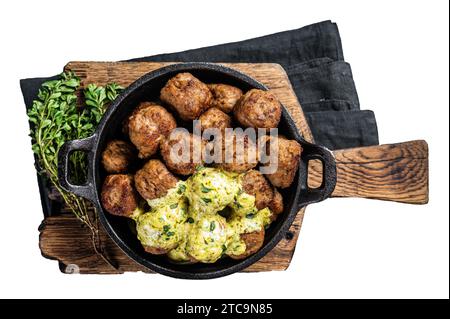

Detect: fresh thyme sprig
[27, 72, 123, 268]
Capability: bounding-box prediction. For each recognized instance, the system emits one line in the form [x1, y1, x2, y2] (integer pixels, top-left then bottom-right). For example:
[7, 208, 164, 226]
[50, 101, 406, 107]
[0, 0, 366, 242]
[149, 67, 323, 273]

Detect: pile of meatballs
[100, 72, 302, 262]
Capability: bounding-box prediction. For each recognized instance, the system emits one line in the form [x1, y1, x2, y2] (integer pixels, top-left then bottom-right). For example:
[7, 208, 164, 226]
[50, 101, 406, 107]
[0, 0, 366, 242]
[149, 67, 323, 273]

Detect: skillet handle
[308, 140, 429, 204]
[57, 135, 97, 202]
[299, 143, 337, 206]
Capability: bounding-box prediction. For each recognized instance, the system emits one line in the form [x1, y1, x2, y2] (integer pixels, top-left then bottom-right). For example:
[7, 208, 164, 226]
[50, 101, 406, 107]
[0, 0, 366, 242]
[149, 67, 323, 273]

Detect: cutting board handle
[308, 140, 429, 204]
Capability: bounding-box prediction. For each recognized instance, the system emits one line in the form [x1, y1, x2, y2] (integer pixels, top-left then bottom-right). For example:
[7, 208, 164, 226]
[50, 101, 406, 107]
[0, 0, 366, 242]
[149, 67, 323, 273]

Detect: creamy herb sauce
[134, 167, 275, 263]
[166, 222, 192, 262]
[186, 167, 240, 216]
[186, 215, 228, 263]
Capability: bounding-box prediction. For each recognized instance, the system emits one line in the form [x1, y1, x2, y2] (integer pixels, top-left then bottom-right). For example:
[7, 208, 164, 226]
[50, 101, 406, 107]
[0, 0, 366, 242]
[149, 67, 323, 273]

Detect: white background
[0, 0, 448, 299]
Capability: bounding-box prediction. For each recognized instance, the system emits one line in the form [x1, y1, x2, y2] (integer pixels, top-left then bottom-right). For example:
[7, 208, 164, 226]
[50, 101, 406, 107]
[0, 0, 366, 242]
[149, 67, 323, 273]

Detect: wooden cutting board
[39, 62, 314, 274]
[39, 61, 429, 274]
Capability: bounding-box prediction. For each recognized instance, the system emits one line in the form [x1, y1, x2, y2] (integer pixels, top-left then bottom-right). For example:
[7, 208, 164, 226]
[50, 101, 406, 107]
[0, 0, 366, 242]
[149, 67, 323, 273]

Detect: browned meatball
[268, 188, 284, 222]
[269, 188, 284, 215]
[143, 246, 170, 255]
[214, 131, 259, 173]
[197, 107, 232, 133]
[135, 159, 179, 200]
[262, 136, 302, 188]
[160, 130, 205, 175]
[127, 102, 177, 159]
[101, 140, 136, 173]
[208, 84, 243, 113]
[122, 101, 151, 136]
[228, 230, 265, 260]
[234, 89, 281, 129]
[160, 73, 212, 121]
[242, 170, 274, 210]
[101, 174, 140, 217]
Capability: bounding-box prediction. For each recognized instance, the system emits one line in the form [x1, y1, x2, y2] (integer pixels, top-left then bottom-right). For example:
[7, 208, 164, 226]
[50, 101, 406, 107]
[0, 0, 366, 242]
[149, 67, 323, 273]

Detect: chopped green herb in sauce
[135, 167, 276, 264]
[201, 184, 212, 193]
[177, 184, 186, 194]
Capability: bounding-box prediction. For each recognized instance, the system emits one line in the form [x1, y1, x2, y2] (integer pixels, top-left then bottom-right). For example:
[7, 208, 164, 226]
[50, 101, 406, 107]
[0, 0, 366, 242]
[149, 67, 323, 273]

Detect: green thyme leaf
[27, 72, 124, 265]
[177, 184, 186, 194]
[201, 184, 212, 193]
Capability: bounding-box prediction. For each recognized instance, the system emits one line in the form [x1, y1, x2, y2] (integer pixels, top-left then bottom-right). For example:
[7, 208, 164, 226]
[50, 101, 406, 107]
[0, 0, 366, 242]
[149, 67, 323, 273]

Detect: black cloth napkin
[306, 110, 378, 149]
[128, 21, 345, 66]
[287, 60, 360, 107]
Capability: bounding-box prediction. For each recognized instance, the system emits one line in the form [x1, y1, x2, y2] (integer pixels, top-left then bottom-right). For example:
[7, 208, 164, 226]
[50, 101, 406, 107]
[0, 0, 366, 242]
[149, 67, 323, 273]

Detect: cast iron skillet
[57, 63, 337, 279]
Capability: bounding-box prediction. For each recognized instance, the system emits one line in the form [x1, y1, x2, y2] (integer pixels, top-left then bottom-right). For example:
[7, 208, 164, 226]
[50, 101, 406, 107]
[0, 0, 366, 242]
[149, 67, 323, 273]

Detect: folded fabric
[128, 20, 345, 66]
[284, 57, 335, 73]
[301, 99, 358, 113]
[306, 110, 379, 150]
[288, 61, 360, 107]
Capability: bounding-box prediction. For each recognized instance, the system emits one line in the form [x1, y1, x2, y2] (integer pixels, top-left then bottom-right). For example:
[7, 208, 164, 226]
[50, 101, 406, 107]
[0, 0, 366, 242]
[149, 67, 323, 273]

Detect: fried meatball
[160, 73, 212, 121]
[214, 131, 259, 173]
[143, 246, 170, 255]
[242, 170, 274, 210]
[134, 159, 179, 200]
[263, 136, 302, 188]
[122, 101, 151, 136]
[228, 230, 265, 260]
[127, 102, 177, 159]
[208, 83, 243, 113]
[101, 140, 136, 173]
[269, 188, 284, 215]
[101, 174, 140, 217]
[197, 107, 232, 133]
[234, 89, 281, 129]
[268, 188, 284, 222]
[160, 130, 205, 175]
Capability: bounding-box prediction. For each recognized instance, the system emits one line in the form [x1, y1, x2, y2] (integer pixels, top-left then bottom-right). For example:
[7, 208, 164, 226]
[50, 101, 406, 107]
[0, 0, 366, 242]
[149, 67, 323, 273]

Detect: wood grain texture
[39, 212, 304, 274]
[308, 140, 429, 204]
[38, 61, 312, 274]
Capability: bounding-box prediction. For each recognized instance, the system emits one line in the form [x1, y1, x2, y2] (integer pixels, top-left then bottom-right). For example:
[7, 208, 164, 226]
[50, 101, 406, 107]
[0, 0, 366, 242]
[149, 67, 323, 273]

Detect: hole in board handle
[307, 159, 323, 189]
